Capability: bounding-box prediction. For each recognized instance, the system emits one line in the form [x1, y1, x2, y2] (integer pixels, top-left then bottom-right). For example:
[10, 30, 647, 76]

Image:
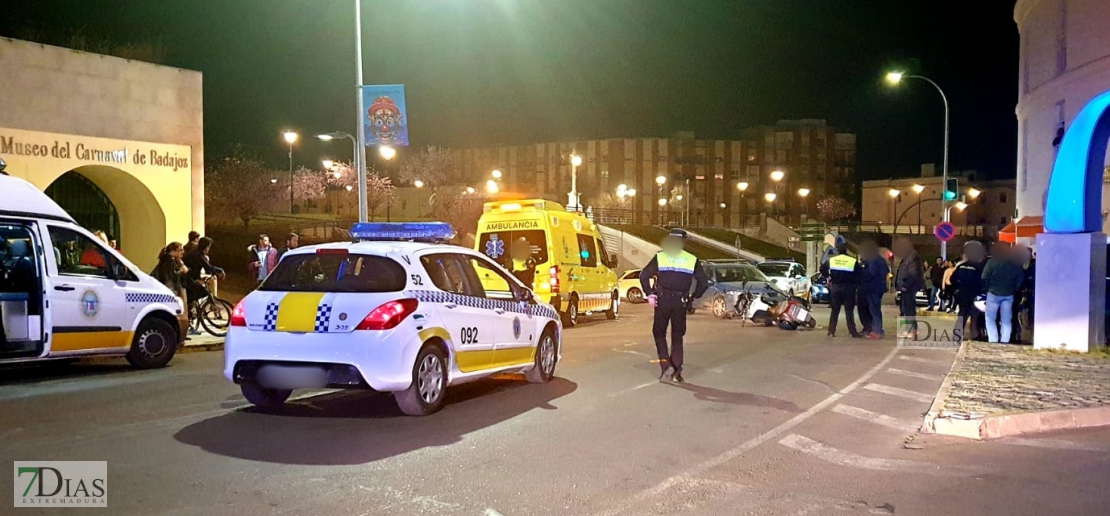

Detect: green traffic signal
[943, 178, 958, 201]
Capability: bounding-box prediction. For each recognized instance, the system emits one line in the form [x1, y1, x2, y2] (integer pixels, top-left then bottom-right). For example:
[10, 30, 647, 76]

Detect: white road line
[998, 437, 1110, 452]
[485, 509, 506, 516]
[591, 345, 902, 516]
[898, 355, 949, 364]
[609, 380, 659, 397]
[831, 404, 918, 433]
[778, 434, 974, 476]
[862, 383, 935, 403]
[885, 368, 944, 381]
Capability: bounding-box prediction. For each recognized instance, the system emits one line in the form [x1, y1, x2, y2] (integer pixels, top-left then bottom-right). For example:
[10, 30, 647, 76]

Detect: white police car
[224, 222, 562, 416]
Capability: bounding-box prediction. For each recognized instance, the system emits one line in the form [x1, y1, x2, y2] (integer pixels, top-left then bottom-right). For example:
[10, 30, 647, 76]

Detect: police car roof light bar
[350, 222, 457, 243]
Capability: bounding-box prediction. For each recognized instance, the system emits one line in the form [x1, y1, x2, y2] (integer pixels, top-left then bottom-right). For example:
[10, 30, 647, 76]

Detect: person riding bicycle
[184, 236, 225, 308]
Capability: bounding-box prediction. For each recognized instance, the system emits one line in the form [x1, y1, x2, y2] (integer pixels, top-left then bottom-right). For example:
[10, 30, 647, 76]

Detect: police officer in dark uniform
[640, 229, 709, 382]
[508, 237, 537, 288]
[820, 242, 862, 338]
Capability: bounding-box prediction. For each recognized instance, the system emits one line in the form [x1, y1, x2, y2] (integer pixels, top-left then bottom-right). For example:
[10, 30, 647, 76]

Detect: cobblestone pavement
[942, 343, 1110, 417]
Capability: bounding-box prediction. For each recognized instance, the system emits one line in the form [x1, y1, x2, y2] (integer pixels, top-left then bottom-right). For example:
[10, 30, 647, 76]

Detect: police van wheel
[526, 331, 557, 383]
[394, 345, 448, 416]
[605, 291, 619, 320]
[562, 298, 579, 327]
[125, 318, 177, 369]
[241, 383, 292, 409]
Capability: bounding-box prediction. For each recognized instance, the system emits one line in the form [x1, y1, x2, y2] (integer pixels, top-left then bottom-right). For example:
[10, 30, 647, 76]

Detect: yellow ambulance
[476, 199, 619, 327]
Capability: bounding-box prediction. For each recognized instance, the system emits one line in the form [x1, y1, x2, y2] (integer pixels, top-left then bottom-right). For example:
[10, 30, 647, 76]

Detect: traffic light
[943, 178, 958, 201]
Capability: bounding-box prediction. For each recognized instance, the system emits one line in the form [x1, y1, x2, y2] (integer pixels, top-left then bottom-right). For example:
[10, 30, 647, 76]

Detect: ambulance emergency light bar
[350, 222, 457, 243]
[483, 199, 559, 213]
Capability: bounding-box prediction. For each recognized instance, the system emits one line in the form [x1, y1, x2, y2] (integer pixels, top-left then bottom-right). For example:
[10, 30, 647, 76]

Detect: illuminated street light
[466, 186, 476, 195]
[570, 154, 583, 167]
[270, 178, 278, 184]
[737, 181, 749, 192]
[888, 188, 901, 198]
[656, 175, 667, 186]
[884, 71, 905, 85]
[486, 179, 499, 194]
[676, 194, 684, 201]
[798, 188, 810, 198]
[379, 145, 396, 160]
[658, 198, 668, 206]
[764, 192, 777, 202]
[912, 184, 925, 194]
[491, 169, 502, 180]
[345, 185, 353, 191]
[626, 188, 636, 196]
[283, 131, 298, 145]
[719, 202, 727, 209]
[770, 170, 785, 182]
[413, 180, 424, 188]
[282, 131, 298, 213]
[954, 201, 968, 211]
[967, 187, 982, 199]
[322, 159, 334, 171]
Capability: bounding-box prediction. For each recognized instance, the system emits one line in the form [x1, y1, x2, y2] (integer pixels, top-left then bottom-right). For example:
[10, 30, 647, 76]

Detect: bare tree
[292, 166, 327, 202]
[399, 146, 456, 187]
[815, 196, 857, 222]
[429, 188, 483, 238]
[205, 152, 280, 231]
[365, 172, 398, 221]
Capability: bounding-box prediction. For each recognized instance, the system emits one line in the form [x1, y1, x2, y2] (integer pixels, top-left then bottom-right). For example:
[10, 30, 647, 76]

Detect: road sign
[934, 221, 956, 242]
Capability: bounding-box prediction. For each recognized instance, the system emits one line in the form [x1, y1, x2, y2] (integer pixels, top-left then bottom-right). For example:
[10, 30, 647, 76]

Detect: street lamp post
[283, 131, 298, 213]
[912, 183, 925, 234]
[886, 71, 950, 257]
[737, 181, 749, 227]
[888, 188, 901, 234]
[568, 154, 583, 212]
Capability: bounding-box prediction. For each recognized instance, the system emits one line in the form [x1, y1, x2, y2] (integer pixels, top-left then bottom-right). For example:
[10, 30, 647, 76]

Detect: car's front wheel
[711, 295, 728, 318]
[394, 344, 448, 416]
[125, 317, 177, 369]
[627, 287, 644, 303]
[525, 330, 557, 383]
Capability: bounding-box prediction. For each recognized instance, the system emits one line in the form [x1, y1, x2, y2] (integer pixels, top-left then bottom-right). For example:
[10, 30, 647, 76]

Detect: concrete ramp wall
[598, 225, 660, 272]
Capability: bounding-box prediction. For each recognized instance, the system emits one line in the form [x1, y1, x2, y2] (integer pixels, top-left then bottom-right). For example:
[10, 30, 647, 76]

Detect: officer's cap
[668, 228, 688, 239]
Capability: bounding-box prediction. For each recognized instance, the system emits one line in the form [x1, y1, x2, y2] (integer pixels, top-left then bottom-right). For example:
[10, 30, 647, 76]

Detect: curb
[178, 342, 224, 353]
[920, 339, 969, 434]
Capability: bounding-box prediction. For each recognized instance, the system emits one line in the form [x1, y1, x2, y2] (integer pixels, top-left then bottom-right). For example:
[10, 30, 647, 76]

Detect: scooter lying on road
[767, 295, 817, 330]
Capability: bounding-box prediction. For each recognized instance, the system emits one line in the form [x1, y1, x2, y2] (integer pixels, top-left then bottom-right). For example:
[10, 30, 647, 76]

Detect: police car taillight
[549, 265, 559, 293]
[356, 299, 419, 330]
[230, 299, 247, 327]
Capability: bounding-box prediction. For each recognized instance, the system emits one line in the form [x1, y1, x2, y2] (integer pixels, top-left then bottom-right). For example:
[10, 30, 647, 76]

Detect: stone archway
[45, 165, 166, 271]
[1044, 90, 1110, 233]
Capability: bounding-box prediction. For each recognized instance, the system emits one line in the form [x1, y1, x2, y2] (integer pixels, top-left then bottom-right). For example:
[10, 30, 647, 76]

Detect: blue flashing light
[350, 222, 457, 242]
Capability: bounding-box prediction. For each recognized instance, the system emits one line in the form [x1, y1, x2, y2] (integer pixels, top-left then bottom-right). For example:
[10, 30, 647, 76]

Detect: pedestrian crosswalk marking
[862, 383, 934, 403]
[778, 434, 977, 476]
[899, 355, 950, 364]
[885, 368, 944, 381]
[831, 404, 919, 433]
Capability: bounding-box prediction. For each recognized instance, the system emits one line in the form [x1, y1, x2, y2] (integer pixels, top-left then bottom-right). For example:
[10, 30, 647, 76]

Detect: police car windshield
[712, 264, 767, 283]
[478, 230, 548, 269]
[259, 253, 406, 293]
[757, 262, 792, 277]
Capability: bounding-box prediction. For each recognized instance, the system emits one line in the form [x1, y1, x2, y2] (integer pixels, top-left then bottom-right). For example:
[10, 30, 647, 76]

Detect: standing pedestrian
[982, 242, 1026, 343]
[821, 242, 862, 338]
[942, 260, 958, 313]
[893, 238, 926, 338]
[278, 233, 299, 261]
[951, 241, 986, 343]
[858, 241, 890, 339]
[152, 242, 187, 300]
[639, 229, 709, 383]
[929, 257, 945, 311]
[247, 234, 278, 285]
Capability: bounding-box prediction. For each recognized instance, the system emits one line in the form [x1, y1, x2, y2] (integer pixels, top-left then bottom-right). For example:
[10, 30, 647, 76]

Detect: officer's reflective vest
[657, 250, 697, 274]
[829, 253, 857, 272]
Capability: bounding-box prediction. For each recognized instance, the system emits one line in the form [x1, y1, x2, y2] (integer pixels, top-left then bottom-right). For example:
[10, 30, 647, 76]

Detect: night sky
[4, 0, 1019, 181]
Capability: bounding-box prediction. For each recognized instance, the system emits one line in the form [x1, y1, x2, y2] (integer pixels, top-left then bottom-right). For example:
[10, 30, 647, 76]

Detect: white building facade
[1014, 0, 1110, 233]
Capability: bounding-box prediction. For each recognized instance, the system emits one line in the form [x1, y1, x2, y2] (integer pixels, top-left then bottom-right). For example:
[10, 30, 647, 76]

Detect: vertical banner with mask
[361, 84, 410, 147]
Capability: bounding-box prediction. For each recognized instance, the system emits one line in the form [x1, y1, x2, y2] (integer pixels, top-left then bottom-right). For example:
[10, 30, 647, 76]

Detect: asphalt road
[2, 303, 1109, 516]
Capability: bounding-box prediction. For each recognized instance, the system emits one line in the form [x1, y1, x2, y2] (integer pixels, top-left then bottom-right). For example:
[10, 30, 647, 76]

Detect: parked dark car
[809, 273, 829, 304]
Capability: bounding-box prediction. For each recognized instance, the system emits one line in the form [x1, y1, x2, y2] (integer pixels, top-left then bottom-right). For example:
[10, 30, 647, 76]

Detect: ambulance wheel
[605, 291, 619, 320]
[526, 330, 558, 383]
[562, 297, 580, 327]
[241, 383, 291, 409]
[394, 344, 447, 416]
[627, 287, 644, 303]
[125, 317, 177, 369]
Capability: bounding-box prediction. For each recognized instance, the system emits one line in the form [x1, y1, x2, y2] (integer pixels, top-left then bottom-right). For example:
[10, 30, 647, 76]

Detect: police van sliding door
[44, 226, 131, 352]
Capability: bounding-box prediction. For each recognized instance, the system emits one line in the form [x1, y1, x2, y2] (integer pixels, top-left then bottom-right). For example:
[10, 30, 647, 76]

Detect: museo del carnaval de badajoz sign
[0, 129, 190, 172]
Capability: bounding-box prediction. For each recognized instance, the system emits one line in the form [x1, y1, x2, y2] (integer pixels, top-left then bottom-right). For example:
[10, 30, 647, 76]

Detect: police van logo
[512, 316, 522, 340]
[338, 313, 348, 321]
[485, 234, 505, 258]
[80, 290, 100, 317]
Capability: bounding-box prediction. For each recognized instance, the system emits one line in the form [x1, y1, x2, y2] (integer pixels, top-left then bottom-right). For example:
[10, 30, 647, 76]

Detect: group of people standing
[821, 240, 892, 339]
[944, 241, 1035, 343]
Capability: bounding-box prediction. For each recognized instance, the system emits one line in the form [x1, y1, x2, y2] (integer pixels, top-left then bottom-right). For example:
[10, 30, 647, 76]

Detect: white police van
[223, 222, 562, 416]
[0, 172, 187, 367]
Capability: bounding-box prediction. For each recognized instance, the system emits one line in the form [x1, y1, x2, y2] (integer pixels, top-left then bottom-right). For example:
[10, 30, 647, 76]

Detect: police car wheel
[526, 331, 557, 383]
[241, 383, 291, 409]
[394, 345, 448, 416]
[627, 288, 644, 303]
[562, 298, 579, 327]
[125, 318, 177, 369]
[605, 291, 619, 320]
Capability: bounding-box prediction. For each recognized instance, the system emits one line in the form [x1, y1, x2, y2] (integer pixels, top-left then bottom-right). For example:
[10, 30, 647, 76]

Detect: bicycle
[188, 276, 234, 338]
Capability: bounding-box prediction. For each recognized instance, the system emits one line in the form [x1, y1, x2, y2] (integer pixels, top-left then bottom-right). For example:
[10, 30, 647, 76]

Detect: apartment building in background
[452, 120, 856, 227]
